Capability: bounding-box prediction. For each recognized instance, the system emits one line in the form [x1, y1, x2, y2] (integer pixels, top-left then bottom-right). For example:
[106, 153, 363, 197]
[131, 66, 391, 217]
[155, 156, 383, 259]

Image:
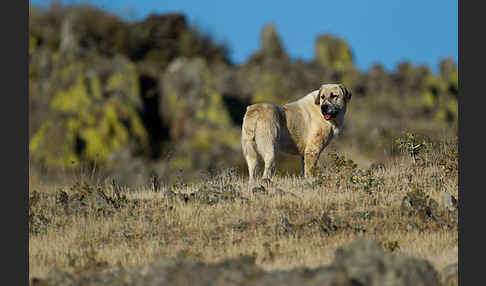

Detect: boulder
[159, 57, 242, 180]
[314, 34, 354, 72]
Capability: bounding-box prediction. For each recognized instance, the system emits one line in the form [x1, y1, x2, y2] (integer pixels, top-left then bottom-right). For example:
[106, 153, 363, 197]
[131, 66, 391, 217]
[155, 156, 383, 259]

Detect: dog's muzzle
[321, 104, 338, 120]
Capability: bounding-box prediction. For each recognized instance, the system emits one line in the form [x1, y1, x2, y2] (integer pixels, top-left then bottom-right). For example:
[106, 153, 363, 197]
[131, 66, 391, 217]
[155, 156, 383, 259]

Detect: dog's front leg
[303, 151, 320, 178]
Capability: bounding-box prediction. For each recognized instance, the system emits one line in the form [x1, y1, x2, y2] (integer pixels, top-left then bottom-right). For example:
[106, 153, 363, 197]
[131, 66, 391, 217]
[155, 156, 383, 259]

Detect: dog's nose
[321, 104, 328, 113]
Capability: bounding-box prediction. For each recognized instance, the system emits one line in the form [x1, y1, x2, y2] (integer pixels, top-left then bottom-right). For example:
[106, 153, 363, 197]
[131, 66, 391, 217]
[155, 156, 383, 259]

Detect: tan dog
[241, 83, 352, 181]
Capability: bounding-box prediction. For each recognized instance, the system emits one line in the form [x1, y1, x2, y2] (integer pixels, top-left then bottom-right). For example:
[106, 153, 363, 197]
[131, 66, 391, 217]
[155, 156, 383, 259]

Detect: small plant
[176, 249, 202, 260]
[352, 211, 372, 220]
[232, 219, 250, 232]
[352, 224, 366, 233]
[328, 152, 358, 173]
[29, 191, 51, 235]
[349, 169, 384, 194]
[29, 190, 41, 210]
[56, 181, 131, 217]
[327, 151, 361, 190]
[318, 212, 338, 234]
[172, 168, 188, 189]
[394, 132, 430, 163]
[383, 241, 400, 252]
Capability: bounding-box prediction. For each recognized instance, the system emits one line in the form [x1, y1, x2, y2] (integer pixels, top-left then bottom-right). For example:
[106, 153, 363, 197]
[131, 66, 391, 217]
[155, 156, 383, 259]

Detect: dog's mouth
[321, 104, 338, 120]
[321, 111, 338, 120]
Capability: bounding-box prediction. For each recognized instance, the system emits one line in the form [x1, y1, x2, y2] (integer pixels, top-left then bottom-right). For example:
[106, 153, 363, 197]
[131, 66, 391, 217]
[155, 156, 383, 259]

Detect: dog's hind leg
[243, 144, 259, 181]
[256, 111, 280, 180]
[261, 150, 277, 179]
[242, 107, 260, 182]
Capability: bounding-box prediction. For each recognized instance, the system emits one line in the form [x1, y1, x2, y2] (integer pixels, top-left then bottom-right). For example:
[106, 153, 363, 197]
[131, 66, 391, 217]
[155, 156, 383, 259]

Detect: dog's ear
[340, 85, 352, 101]
[315, 86, 323, 105]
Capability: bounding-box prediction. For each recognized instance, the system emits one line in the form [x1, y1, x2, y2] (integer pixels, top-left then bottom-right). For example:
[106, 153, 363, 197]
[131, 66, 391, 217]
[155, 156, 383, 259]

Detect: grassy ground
[29, 136, 458, 282]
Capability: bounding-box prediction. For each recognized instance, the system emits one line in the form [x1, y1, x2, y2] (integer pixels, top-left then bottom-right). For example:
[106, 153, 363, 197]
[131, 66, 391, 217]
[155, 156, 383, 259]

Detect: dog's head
[314, 83, 352, 120]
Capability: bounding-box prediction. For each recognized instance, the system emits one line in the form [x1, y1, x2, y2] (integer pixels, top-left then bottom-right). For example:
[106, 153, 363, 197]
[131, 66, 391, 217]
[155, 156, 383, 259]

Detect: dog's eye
[330, 93, 337, 99]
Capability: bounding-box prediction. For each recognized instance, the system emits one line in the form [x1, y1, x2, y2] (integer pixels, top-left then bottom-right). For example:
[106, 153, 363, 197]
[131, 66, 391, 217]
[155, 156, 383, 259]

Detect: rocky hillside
[29, 4, 458, 186]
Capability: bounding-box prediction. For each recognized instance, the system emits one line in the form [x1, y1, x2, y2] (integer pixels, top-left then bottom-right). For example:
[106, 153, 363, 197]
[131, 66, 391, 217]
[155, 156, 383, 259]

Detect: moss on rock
[315, 34, 354, 71]
[29, 53, 149, 169]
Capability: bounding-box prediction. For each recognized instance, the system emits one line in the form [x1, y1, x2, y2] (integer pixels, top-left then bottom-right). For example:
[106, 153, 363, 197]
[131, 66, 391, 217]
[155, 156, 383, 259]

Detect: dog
[241, 83, 352, 181]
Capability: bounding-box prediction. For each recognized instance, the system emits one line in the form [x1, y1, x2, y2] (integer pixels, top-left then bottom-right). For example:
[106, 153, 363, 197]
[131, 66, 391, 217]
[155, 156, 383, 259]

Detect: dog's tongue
[323, 114, 332, 120]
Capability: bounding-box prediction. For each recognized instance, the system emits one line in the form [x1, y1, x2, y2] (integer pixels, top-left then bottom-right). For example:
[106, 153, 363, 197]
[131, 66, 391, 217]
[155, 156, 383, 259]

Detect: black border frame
[3, 0, 29, 285]
[459, 0, 479, 285]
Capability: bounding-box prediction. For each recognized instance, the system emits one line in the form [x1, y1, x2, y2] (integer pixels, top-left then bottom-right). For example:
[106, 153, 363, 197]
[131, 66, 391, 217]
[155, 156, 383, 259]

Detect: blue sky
[31, 0, 458, 74]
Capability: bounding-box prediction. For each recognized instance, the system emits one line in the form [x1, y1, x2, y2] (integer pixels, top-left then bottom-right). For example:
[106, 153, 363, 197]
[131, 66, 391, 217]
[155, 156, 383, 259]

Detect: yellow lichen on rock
[29, 53, 149, 169]
[29, 122, 51, 162]
[50, 75, 91, 113]
[315, 34, 354, 71]
[435, 99, 458, 124]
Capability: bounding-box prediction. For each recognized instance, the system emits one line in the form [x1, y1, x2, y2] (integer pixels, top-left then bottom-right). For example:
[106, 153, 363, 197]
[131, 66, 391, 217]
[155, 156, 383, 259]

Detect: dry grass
[29, 137, 458, 281]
